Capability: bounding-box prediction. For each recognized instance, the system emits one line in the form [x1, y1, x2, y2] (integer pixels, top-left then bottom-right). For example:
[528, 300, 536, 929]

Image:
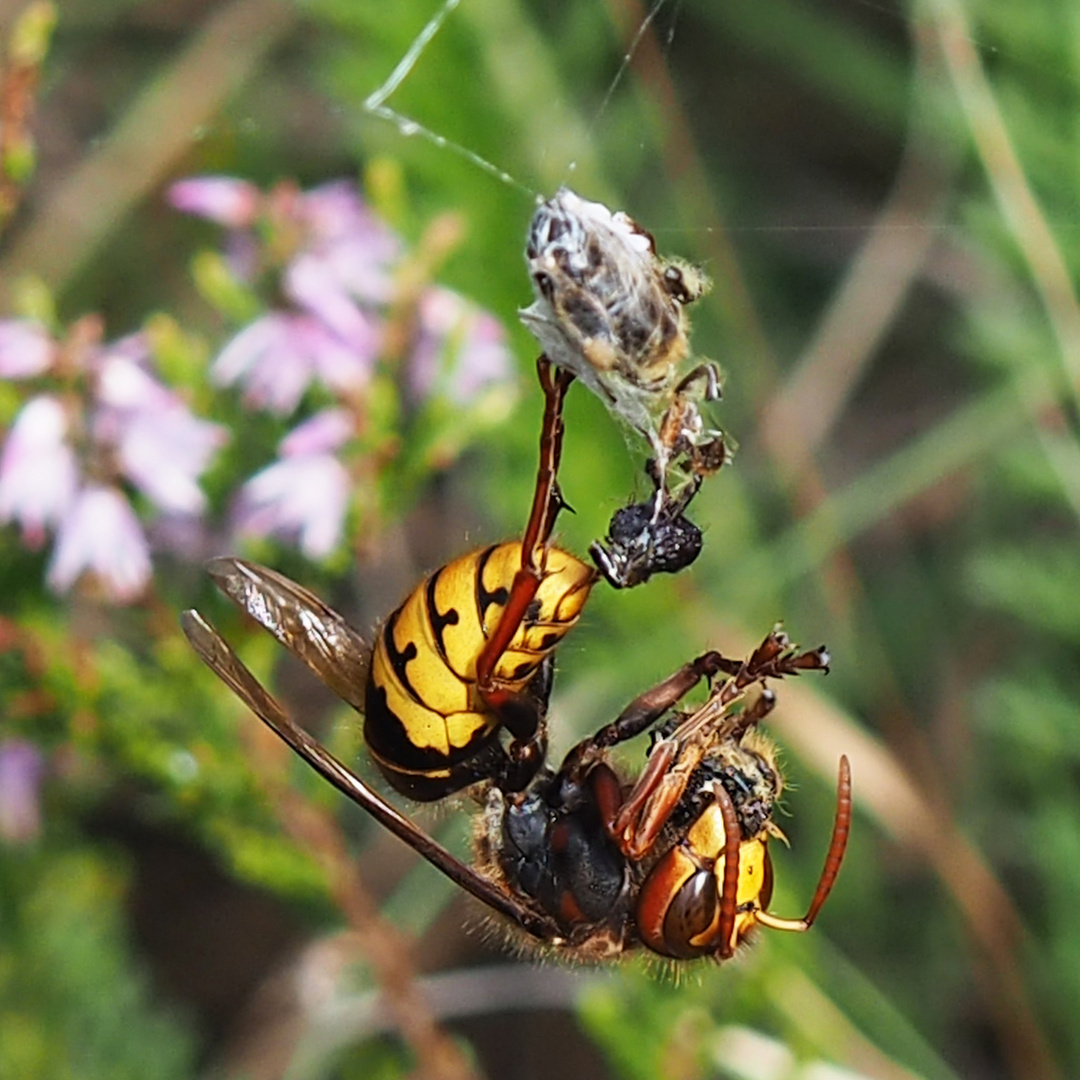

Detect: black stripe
[426, 565, 460, 666]
[475, 544, 510, 632]
[382, 608, 421, 704]
[363, 680, 497, 779]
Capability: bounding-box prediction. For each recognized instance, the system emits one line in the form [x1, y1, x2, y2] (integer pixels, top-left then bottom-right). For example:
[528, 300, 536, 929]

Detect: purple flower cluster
[0, 739, 44, 845]
[170, 176, 514, 556]
[0, 320, 226, 602]
[172, 178, 397, 416]
[0, 177, 516, 600]
[235, 408, 352, 560]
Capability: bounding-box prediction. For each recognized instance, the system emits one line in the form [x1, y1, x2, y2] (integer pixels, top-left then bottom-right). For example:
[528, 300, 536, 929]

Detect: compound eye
[664, 265, 695, 304]
[544, 211, 569, 245]
[533, 271, 555, 302]
[661, 868, 717, 958]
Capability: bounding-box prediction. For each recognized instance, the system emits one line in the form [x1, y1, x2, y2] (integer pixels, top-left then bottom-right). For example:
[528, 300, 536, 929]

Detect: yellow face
[634, 796, 773, 960]
[684, 804, 771, 950]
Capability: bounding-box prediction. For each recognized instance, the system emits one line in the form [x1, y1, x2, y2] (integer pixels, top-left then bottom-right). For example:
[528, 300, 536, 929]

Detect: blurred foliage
[0, 846, 196, 1080]
[6, 0, 1080, 1079]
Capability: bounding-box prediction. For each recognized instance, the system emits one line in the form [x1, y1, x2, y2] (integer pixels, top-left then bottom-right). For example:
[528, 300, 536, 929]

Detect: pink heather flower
[0, 320, 54, 378]
[0, 740, 44, 844]
[279, 407, 354, 455]
[213, 311, 376, 414]
[117, 407, 226, 516]
[236, 409, 353, 558]
[237, 457, 350, 558]
[96, 353, 227, 515]
[410, 287, 513, 403]
[168, 175, 261, 228]
[284, 253, 382, 350]
[0, 322, 224, 601]
[172, 175, 514, 423]
[0, 395, 78, 548]
[47, 485, 153, 602]
[297, 181, 401, 304]
[95, 330, 150, 367]
[95, 346, 170, 415]
[170, 177, 401, 415]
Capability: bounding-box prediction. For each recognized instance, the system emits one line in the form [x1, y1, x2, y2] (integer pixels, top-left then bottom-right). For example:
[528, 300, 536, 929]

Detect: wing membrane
[180, 608, 559, 941]
[207, 557, 368, 711]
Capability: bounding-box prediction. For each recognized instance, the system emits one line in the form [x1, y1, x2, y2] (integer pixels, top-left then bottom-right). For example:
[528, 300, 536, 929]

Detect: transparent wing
[182, 608, 297, 729]
[180, 609, 559, 942]
[207, 557, 368, 711]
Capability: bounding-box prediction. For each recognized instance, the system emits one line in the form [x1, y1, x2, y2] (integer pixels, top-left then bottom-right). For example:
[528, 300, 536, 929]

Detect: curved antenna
[755, 755, 852, 933]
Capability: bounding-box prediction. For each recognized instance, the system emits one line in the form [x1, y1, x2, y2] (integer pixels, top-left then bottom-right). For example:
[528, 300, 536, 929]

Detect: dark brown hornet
[183, 576, 851, 960]
[196, 358, 595, 802]
[477, 629, 850, 959]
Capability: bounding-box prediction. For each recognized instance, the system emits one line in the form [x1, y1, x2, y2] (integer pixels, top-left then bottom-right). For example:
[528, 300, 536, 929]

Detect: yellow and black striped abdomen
[364, 541, 595, 798]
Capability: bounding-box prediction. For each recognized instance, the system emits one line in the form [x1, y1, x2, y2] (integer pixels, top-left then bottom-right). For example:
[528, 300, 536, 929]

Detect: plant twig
[0, 1, 55, 238]
[273, 788, 480, 1080]
[927, 0, 1080, 409]
[759, 17, 956, 485]
[247, 725, 479, 1080]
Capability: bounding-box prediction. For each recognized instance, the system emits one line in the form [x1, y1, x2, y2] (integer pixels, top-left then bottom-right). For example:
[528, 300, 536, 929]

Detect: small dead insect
[590, 460, 707, 589]
[520, 187, 723, 490]
[590, 418, 731, 588]
[182, 600, 851, 961]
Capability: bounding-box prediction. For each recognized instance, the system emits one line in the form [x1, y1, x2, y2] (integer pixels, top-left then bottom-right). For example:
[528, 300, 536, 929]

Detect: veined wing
[207, 557, 368, 711]
[182, 608, 299, 734]
[180, 609, 561, 942]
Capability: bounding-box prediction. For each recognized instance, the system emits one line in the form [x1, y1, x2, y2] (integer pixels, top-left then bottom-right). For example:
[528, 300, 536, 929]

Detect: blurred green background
[3, 0, 1080, 1078]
